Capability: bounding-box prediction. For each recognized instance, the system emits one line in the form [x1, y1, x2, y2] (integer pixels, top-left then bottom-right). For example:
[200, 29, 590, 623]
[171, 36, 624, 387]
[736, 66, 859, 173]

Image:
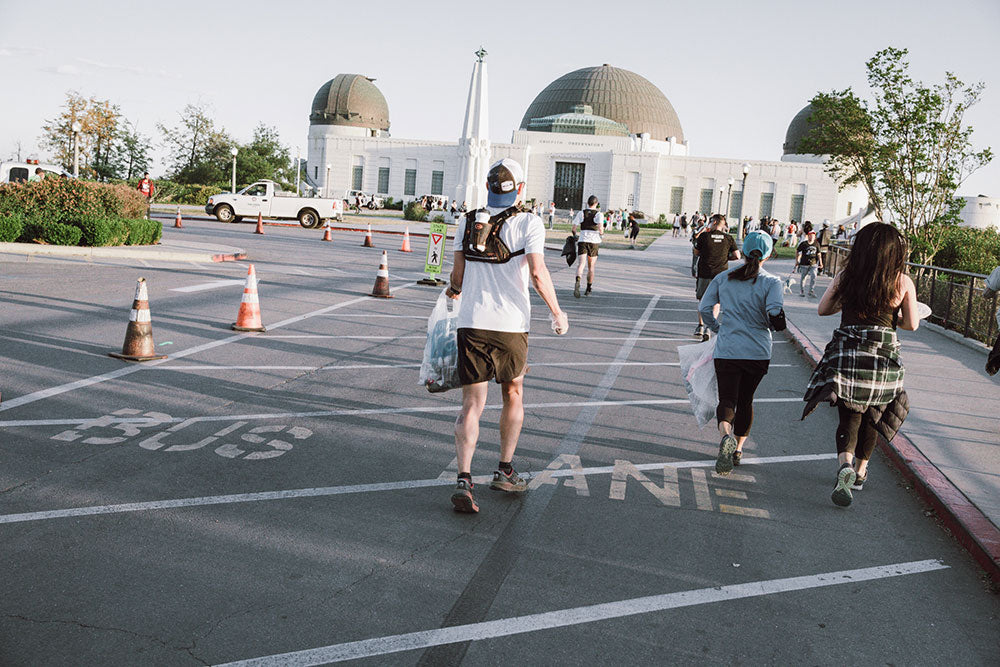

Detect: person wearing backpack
[444, 158, 568, 513]
[571, 195, 605, 298]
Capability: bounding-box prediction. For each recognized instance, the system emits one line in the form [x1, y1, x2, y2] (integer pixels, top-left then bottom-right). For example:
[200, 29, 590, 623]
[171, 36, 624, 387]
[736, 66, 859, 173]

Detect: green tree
[157, 103, 234, 184]
[110, 119, 153, 181]
[40, 91, 92, 172]
[799, 47, 992, 263]
[235, 124, 293, 188]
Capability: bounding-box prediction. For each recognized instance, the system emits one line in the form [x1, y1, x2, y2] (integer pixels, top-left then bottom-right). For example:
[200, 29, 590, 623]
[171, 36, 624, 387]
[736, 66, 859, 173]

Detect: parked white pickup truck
[205, 180, 344, 228]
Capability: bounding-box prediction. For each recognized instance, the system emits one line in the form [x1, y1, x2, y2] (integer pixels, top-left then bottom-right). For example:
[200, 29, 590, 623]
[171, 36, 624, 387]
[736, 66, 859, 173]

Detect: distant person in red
[137, 172, 154, 219]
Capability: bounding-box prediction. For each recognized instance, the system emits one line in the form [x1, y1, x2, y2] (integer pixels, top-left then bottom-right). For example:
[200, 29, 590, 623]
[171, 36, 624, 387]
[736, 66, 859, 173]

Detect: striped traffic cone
[322, 219, 333, 242]
[369, 250, 393, 298]
[109, 277, 168, 361]
[232, 264, 267, 332]
[174, 207, 184, 228]
[362, 224, 374, 247]
[400, 226, 412, 252]
[254, 213, 265, 235]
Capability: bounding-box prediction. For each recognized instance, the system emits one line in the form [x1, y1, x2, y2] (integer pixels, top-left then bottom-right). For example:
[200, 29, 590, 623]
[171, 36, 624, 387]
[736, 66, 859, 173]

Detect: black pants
[714, 359, 769, 437]
[836, 403, 879, 460]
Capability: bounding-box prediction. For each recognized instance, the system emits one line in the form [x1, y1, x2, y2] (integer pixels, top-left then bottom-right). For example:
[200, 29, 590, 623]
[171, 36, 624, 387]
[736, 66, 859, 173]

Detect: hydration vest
[461, 206, 525, 264]
[580, 209, 600, 231]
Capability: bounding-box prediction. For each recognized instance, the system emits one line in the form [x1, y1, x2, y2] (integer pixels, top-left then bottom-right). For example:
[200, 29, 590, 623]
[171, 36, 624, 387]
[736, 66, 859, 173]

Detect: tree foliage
[235, 124, 294, 188]
[157, 102, 234, 185]
[799, 47, 992, 263]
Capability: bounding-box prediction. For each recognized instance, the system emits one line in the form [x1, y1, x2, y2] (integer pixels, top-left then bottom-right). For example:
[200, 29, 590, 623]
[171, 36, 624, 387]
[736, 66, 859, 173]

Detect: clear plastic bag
[419, 289, 461, 393]
[677, 337, 718, 427]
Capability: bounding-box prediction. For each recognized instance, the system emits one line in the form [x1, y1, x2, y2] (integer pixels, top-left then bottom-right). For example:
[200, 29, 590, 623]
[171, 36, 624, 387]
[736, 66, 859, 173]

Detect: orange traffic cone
[174, 207, 184, 228]
[232, 264, 266, 332]
[109, 278, 168, 362]
[362, 224, 374, 247]
[369, 250, 393, 298]
[254, 213, 265, 235]
[400, 226, 412, 252]
[322, 220, 333, 242]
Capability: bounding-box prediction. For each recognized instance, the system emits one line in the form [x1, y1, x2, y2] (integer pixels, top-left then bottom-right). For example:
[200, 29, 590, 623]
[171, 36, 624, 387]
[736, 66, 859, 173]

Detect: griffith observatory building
[306, 52, 868, 224]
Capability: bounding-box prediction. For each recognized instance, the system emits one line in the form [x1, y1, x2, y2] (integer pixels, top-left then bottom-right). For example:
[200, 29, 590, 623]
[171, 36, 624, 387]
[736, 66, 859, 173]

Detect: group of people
[438, 155, 937, 514]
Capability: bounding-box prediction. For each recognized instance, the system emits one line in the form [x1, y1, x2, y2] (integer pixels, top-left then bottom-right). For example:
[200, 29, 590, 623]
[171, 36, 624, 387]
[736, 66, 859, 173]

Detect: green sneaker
[715, 434, 737, 475]
[831, 463, 857, 507]
[573, 279, 581, 299]
[490, 468, 528, 493]
[451, 479, 479, 513]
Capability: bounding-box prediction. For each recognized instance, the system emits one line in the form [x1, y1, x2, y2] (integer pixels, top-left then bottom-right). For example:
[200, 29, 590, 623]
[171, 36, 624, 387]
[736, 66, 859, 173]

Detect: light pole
[325, 164, 331, 199]
[230, 147, 238, 194]
[738, 162, 751, 241]
[295, 146, 301, 196]
[726, 177, 734, 217]
[71, 120, 82, 177]
[718, 186, 725, 216]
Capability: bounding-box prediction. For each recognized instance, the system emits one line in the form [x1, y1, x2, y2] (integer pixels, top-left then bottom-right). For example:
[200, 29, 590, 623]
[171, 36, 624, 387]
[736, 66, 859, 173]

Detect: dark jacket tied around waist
[801, 325, 909, 443]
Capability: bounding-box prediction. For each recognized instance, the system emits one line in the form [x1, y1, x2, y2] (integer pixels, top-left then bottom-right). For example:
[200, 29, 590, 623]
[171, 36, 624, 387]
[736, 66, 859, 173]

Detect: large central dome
[520, 65, 684, 142]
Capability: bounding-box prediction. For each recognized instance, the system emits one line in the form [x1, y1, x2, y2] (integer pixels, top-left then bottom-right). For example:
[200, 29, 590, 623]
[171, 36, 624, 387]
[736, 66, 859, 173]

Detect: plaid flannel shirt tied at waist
[804, 325, 905, 411]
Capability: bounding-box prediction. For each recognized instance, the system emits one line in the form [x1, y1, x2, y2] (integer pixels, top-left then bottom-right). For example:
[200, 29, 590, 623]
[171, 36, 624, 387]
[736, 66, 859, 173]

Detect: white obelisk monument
[454, 47, 491, 211]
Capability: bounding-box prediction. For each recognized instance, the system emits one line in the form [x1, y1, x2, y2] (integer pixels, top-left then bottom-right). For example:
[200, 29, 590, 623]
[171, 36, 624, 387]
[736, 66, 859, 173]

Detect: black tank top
[841, 305, 898, 329]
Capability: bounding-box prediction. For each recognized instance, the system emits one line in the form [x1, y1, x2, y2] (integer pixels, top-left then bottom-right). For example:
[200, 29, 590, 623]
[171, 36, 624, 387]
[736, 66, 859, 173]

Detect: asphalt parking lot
[1, 218, 997, 665]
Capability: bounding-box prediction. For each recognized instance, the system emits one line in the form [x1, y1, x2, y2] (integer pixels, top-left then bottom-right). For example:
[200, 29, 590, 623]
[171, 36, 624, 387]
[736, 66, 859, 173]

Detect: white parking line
[0, 453, 835, 524]
[0, 284, 418, 413]
[143, 361, 796, 372]
[0, 397, 803, 429]
[220, 559, 949, 665]
[170, 279, 244, 293]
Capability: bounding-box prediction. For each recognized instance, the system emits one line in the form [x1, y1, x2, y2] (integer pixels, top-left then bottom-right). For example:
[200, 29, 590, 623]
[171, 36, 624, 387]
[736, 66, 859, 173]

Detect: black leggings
[714, 359, 769, 437]
[836, 403, 879, 460]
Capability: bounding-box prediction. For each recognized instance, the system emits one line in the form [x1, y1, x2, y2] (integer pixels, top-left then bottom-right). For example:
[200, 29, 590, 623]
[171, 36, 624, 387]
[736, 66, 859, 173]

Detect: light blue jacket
[699, 267, 784, 360]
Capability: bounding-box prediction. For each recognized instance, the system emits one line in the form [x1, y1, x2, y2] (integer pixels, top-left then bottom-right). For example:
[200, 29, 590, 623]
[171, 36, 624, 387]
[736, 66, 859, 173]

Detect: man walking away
[571, 195, 605, 298]
[795, 228, 822, 297]
[818, 221, 832, 275]
[693, 214, 740, 340]
[445, 158, 568, 513]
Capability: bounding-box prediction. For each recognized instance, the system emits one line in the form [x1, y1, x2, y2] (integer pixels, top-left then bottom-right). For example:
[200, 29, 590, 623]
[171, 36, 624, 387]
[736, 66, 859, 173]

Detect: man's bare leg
[498, 376, 524, 463]
[455, 382, 489, 474]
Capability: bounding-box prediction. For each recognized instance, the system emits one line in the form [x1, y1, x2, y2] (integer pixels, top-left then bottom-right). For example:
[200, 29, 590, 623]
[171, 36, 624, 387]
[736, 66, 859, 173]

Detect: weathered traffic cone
[362, 224, 374, 247]
[232, 264, 267, 332]
[174, 207, 184, 228]
[254, 213, 265, 235]
[109, 277, 168, 362]
[369, 250, 393, 298]
[400, 226, 412, 252]
[322, 220, 333, 242]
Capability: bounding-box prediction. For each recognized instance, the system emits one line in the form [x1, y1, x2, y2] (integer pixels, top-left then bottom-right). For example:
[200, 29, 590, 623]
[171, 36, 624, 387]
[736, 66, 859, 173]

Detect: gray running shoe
[573, 279, 581, 299]
[702, 329, 712, 342]
[716, 434, 737, 475]
[831, 463, 857, 507]
[490, 468, 528, 493]
[851, 472, 867, 491]
[451, 479, 479, 513]
[693, 324, 704, 338]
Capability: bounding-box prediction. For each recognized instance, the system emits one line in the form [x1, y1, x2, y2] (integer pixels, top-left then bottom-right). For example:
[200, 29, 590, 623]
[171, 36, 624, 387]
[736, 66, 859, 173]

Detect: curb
[0, 242, 247, 263]
[923, 321, 991, 356]
[784, 318, 1000, 586]
[261, 221, 453, 240]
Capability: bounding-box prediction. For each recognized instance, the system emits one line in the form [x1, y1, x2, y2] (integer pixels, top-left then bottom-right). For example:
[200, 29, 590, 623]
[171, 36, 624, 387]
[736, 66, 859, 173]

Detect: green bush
[382, 197, 404, 211]
[42, 221, 83, 246]
[154, 180, 225, 205]
[0, 177, 147, 220]
[122, 217, 162, 245]
[63, 214, 128, 246]
[0, 213, 25, 242]
[930, 226, 1000, 275]
[404, 201, 428, 222]
[17, 217, 48, 243]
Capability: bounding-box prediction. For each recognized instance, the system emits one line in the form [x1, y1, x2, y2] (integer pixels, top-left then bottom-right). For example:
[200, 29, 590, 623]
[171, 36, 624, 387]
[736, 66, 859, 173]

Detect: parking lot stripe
[170, 279, 245, 293]
[0, 286, 417, 413]
[0, 453, 836, 525]
[214, 560, 948, 666]
[0, 397, 804, 429]
[143, 362, 795, 373]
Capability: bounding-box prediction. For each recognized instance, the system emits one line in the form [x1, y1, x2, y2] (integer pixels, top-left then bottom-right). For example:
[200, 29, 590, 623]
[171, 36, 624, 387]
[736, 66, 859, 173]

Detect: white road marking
[0, 284, 418, 413]
[170, 279, 245, 293]
[319, 313, 697, 325]
[257, 335, 750, 342]
[0, 453, 836, 524]
[0, 397, 804, 429]
[141, 362, 795, 372]
[215, 560, 948, 666]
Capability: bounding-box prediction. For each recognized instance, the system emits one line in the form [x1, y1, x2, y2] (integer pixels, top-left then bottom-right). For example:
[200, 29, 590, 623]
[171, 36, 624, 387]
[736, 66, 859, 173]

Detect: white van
[0, 159, 66, 183]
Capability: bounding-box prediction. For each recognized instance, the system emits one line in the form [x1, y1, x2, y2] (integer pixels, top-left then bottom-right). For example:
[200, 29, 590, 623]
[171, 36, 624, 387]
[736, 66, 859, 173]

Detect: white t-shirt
[573, 209, 605, 244]
[452, 208, 546, 332]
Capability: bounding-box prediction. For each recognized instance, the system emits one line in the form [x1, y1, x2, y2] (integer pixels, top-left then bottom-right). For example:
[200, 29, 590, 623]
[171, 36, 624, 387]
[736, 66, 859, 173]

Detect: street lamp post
[726, 177, 734, 217]
[230, 147, 238, 194]
[325, 164, 331, 199]
[718, 186, 725, 216]
[738, 162, 751, 241]
[71, 120, 82, 177]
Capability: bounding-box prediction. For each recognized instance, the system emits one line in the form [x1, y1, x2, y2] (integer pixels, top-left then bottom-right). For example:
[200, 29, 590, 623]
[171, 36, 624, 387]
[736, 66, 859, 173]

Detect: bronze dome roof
[783, 103, 816, 155]
[310, 74, 390, 131]
[520, 65, 684, 142]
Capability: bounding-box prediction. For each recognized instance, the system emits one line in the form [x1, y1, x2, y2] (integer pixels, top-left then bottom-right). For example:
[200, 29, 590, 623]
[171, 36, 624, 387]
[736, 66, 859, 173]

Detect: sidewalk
[647, 234, 1000, 583]
[0, 237, 247, 263]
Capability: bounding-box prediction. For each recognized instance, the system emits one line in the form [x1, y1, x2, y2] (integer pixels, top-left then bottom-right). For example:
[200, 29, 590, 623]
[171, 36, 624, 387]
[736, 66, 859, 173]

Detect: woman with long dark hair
[804, 222, 919, 507]
[699, 231, 786, 475]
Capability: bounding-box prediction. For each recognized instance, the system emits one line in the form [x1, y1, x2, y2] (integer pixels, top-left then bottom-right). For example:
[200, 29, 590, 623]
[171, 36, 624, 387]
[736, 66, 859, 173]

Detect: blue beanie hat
[741, 230, 773, 260]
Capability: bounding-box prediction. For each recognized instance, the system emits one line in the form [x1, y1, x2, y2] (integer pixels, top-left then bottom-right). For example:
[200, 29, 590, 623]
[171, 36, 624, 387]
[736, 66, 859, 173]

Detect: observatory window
[404, 169, 416, 196]
[699, 189, 714, 215]
[669, 187, 684, 215]
[789, 194, 805, 222]
[378, 168, 390, 194]
[759, 193, 774, 219]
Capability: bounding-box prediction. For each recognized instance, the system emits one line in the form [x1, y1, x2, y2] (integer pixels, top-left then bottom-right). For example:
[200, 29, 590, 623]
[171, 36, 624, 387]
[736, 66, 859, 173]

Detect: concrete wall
[960, 195, 1000, 230]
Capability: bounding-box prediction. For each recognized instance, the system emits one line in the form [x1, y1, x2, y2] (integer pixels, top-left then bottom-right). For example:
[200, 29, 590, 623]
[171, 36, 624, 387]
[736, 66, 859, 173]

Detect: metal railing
[826, 243, 999, 346]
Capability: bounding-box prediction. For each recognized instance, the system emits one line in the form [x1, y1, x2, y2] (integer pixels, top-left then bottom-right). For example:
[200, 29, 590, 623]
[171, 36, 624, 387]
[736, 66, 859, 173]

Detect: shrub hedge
[931, 226, 1000, 276]
[42, 221, 83, 246]
[0, 213, 25, 242]
[0, 177, 148, 220]
[404, 201, 428, 222]
[153, 180, 225, 205]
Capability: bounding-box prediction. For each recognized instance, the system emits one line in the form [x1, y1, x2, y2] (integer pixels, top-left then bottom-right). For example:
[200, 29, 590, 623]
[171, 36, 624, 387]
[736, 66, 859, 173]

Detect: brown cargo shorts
[457, 328, 529, 385]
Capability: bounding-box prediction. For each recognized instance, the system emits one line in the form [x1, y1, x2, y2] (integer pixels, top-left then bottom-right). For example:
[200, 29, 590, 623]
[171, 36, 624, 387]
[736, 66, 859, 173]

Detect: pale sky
[1, 0, 997, 195]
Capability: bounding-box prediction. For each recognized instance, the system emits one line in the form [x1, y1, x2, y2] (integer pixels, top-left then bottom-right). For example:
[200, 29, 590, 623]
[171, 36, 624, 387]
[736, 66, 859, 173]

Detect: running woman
[699, 231, 785, 475]
[803, 222, 919, 507]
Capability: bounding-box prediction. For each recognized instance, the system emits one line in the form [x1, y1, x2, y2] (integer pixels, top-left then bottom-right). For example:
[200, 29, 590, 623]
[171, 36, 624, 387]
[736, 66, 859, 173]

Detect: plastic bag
[677, 337, 718, 427]
[419, 289, 461, 393]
